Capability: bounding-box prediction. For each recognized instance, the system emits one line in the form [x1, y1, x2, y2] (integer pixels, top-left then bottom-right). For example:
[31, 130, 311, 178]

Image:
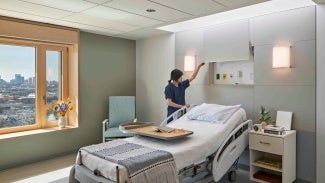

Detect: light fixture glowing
[184, 56, 196, 72]
[273, 46, 291, 68]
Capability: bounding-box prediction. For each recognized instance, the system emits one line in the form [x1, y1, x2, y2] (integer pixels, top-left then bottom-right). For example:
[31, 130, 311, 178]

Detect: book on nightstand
[264, 125, 285, 135]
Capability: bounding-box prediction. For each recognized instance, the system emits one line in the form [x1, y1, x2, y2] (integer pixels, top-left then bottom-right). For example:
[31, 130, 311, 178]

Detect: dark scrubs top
[164, 79, 190, 121]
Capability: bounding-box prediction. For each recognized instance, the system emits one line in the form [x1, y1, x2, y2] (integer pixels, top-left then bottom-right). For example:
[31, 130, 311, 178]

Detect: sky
[0, 44, 60, 82]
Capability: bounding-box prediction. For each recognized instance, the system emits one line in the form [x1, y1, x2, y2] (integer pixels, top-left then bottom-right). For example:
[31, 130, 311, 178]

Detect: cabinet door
[203, 19, 250, 62]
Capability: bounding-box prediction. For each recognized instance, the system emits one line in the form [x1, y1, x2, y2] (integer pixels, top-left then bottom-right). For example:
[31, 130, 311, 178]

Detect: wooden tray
[125, 125, 193, 140]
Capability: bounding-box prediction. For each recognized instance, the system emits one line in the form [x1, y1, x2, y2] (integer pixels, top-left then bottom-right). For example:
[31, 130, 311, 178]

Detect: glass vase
[58, 116, 67, 129]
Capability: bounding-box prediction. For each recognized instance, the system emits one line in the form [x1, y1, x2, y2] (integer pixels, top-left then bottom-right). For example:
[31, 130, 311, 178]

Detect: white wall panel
[250, 6, 315, 45]
[254, 40, 315, 85]
[203, 19, 250, 62]
[175, 28, 204, 54]
[206, 85, 254, 119]
[254, 85, 315, 132]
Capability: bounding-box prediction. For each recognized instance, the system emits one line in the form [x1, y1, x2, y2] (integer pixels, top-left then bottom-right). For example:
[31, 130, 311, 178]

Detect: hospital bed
[69, 105, 252, 183]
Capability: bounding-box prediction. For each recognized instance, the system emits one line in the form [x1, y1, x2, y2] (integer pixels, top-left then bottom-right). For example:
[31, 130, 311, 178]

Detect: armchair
[102, 96, 136, 142]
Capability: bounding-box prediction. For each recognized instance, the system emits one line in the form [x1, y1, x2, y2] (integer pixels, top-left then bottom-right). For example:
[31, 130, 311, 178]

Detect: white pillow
[187, 103, 241, 123]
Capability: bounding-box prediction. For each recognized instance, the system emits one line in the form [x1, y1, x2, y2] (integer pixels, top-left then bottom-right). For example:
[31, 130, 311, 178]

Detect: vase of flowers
[52, 98, 73, 129]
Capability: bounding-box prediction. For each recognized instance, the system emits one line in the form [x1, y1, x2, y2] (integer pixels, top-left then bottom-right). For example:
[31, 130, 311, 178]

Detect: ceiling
[0, 0, 274, 40]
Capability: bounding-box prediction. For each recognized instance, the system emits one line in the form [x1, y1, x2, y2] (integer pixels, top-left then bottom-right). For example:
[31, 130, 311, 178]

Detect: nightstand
[249, 130, 296, 183]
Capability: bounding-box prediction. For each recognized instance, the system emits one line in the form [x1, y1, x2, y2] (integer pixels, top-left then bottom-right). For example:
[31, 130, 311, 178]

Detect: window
[0, 43, 36, 130]
[0, 17, 79, 136]
[0, 40, 71, 134]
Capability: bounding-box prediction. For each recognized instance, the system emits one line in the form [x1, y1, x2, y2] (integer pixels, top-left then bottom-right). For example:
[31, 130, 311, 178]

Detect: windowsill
[0, 126, 78, 140]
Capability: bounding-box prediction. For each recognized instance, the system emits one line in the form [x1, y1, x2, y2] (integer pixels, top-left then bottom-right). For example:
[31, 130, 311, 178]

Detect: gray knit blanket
[81, 139, 178, 183]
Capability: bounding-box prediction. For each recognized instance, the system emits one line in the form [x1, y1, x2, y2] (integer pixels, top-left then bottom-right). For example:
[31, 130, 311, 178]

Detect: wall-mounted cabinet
[203, 19, 250, 62]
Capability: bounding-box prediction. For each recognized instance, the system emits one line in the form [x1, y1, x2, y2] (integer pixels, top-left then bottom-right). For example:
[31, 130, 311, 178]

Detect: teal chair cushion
[104, 127, 134, 138]
[108, 96, 135, 128]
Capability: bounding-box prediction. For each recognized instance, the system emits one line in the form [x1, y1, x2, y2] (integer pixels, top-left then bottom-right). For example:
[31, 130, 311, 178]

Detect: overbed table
[119, 122, 193, 140]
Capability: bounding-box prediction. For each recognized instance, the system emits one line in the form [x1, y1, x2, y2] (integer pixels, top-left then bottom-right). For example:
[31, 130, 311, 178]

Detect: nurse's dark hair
[168, 69, 183, 83]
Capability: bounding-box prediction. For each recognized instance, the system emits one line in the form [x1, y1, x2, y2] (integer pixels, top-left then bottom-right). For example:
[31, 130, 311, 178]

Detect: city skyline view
[1, 43, 62, 129]
[0, 44, 60, 82]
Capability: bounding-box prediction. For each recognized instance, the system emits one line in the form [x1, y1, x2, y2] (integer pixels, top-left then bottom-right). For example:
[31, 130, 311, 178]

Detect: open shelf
[253, 170, 282, 183]
[252, 162, 282, 172]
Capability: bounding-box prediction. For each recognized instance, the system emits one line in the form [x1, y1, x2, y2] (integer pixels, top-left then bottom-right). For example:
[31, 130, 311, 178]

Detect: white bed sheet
[79, 108, 246, 181]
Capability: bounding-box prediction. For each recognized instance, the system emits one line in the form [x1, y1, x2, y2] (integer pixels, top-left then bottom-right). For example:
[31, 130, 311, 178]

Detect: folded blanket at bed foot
[80, 139, 179, 183]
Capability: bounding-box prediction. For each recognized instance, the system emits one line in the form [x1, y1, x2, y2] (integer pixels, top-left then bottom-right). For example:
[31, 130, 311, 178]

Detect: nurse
[164, 63, 205, 123]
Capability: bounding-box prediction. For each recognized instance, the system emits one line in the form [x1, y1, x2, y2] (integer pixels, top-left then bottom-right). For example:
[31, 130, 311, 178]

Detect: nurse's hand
[185, 104, 190, 108]
[198, 62, 205, 67]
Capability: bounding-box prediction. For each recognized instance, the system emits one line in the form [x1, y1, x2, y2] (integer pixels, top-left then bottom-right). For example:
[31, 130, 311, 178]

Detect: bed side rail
[160, 106, 188, 126]
[178, 120, 252, 182]
[211, 119, 252, 182]
[216, 120, 252, 161]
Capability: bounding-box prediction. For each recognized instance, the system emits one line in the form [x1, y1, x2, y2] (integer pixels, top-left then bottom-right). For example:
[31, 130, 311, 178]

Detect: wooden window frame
[0, 39, 74, 135]
[0, 16, 79, 136]
[39, 45, 69, 128]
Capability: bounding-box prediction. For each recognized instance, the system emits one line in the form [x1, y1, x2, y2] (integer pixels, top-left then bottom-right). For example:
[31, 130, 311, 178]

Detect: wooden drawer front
[249, 134, 283, 155]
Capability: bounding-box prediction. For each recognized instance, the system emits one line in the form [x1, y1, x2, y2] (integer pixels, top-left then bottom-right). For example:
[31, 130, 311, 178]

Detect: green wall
[0, 32, 136, 170]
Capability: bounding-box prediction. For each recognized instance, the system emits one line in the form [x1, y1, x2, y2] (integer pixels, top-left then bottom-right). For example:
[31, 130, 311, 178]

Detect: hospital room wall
[0, 32, 136, 170]
[251, 8, 316, 182]
[174, 6, 316, 182]
[175, 6, 316, 182]
[136, 34, 175, 123]
[316, 4, 325, 183]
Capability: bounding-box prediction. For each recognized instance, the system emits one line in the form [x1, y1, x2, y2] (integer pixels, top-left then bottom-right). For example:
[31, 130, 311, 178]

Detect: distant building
[19, 93, 35, 104]
[27, 77, 35, 85]
[0, 78, 7, 85]
[0, 95, 5, 103]
[19, 97, 35, 104]
[0, 74, 7, 85]
[10, 74, 24, 85]
[28, 77, 32, 85]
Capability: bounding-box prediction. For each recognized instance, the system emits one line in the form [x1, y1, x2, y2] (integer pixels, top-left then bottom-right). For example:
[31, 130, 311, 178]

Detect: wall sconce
[272, 46, 291, 68]
[184, 55, 196, 71]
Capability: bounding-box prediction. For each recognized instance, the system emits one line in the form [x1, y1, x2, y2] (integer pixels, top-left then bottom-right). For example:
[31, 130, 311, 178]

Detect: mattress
[78, 108, 246, 181]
